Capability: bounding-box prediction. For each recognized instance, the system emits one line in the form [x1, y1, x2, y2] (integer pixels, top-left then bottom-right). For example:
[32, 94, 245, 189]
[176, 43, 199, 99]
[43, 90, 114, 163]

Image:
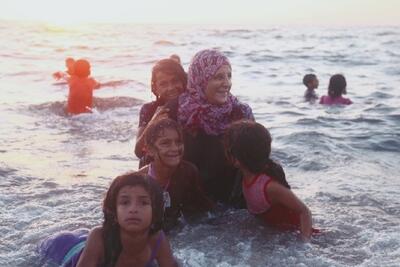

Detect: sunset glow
[1, 0, 399, 26]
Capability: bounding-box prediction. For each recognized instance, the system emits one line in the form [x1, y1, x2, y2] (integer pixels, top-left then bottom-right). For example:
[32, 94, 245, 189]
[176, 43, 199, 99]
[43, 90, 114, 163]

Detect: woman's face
[153, 71, 185, 102]
[149, 128, 184, 168]
[204, 65, 232, 105]
[116, 185, 152, 233]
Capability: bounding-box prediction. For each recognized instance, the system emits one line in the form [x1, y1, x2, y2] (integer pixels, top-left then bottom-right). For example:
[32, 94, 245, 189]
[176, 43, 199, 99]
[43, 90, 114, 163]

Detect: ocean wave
[28, 96, 142, 116]
[153, 40, 175, 46]
[351, 135, 400, 152]
[367, 91, 394, 99]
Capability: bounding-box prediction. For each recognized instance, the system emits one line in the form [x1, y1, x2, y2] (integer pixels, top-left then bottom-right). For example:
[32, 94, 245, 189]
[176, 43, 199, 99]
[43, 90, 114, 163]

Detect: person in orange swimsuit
[67, 59, 101, 115]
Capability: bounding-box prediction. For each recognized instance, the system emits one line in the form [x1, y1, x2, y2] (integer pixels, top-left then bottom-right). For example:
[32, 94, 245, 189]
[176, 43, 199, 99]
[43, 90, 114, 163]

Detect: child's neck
[240, 167, 258, 182]
[152, 161, 176, 185]
[119, 229, 150, 254]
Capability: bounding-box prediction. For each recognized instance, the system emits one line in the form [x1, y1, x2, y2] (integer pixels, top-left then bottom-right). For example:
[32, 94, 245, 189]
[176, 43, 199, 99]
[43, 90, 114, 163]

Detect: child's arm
[183, 164, 214, 214]
[266, 181, 313, 241]
[53, 71, 70, 82]
[90, 78, 101, 89]
[156, 232, 179, 267]
[76, 227, 104, 267]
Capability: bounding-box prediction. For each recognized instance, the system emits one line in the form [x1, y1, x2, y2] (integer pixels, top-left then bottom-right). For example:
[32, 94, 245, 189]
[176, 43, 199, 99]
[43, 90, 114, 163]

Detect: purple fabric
[38, 230, 87, 267]
[319, 95, 353, 105]
[178, 49, 253, 136]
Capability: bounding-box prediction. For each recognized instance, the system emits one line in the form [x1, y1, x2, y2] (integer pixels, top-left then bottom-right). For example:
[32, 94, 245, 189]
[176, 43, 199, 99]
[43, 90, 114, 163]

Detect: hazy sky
[1, 0, 399, 25]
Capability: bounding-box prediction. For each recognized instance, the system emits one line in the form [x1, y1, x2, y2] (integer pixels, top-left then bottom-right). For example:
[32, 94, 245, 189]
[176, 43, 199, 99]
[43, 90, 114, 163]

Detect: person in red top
[67, 59, 100, 115]
[224, 120, 317, 241]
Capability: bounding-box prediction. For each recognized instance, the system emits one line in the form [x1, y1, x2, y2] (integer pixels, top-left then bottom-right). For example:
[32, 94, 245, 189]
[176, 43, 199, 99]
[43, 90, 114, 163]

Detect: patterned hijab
[178, 49, 253, 136]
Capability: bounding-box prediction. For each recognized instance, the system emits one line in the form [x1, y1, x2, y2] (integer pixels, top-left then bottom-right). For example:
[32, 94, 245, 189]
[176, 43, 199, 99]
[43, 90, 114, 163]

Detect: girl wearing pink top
[320, 74, 352, 105]
[224, 120, 315, 241]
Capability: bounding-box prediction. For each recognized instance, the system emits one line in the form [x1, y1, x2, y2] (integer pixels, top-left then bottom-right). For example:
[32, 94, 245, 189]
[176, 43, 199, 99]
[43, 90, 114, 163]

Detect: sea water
[0, 20, 399, 266]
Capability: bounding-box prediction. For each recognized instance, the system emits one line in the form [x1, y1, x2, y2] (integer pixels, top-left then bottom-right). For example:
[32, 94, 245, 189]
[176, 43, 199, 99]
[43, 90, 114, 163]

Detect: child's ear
[146, 145, 157, 158]
[232, 158, 241, 168]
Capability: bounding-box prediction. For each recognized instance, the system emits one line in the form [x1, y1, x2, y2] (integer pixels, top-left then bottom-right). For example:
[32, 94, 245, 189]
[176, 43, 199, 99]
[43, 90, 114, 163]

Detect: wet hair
[224, 120, 290, 188]
[169, 54, 181, 64]
[151, 58, 187, 100]
[102, 172, 164, 267]
[144, 118, 183, 151]
[303, 74, 317, 87]
[328, 74, 347, 98]
[74, 59, 91, 78]
[65, 57, 75, 65]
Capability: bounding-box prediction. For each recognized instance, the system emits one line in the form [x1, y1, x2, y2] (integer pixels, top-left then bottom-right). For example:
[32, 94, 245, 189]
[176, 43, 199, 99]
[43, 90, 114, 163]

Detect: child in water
[53, 57, 75, 81]
[38, 172, 178, 267]
[320, 74, 352, 105]
[224, 120, 315, 241]
[135, 56, 187, 167]
[302, 73, 319, 101]
[67, 59, 101, 114]
[139, 118, 213, 231]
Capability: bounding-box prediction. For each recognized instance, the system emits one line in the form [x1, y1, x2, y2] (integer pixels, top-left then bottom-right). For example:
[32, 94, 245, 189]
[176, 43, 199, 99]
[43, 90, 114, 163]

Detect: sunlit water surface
[0, 21, 399, 266]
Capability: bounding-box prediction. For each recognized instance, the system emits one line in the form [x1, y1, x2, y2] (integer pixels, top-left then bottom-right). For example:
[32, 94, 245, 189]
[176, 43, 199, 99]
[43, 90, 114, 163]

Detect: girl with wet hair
[224, 120, 316, 241]
[39, 172, 178, 267]
[135, 56, 187, 166]
[320, 74, 352, 105]
[139, 118, 213, 231]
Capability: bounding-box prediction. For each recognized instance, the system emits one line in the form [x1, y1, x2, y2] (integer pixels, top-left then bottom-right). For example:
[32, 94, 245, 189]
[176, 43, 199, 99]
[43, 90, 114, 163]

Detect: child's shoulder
[138, 165, 150, 175]
[88, 226, 103, 240]
[177, 160, 200, 177]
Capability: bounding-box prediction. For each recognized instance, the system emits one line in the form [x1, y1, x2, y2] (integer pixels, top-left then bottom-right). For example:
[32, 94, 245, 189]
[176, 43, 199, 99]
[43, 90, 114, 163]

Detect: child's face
[149, 128, 183, 168]
[154, 71, 185, 101]
[116, 185, 152, 233]
[310, 78, 319, 89]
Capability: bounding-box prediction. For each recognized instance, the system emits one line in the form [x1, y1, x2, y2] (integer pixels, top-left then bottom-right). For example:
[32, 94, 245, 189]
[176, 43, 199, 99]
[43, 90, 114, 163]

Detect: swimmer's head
[74, 59, 91, 78]
[151, 58, 186, 103]
[303, 74, 318, 90]
[224, 120, 272, 174]
[328, 74, 347, 97]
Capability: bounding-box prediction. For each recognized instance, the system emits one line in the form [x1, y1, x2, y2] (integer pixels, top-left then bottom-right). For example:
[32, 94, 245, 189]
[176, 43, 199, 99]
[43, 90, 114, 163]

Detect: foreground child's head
[145, 118, 184, 167]
[102, 172, 164, 264]
[151, 58, 187, 104]
[73, 59, 91, 78]
[328, 74, 347, 97]
[103, 172, 164, 233]
[303, 74, 319, 90]
[224, 120, 272, 174]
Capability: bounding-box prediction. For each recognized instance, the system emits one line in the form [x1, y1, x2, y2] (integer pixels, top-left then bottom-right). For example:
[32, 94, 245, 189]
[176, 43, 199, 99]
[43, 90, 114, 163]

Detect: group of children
[303, 73, 353, 105]
[40, 55, 333, 266]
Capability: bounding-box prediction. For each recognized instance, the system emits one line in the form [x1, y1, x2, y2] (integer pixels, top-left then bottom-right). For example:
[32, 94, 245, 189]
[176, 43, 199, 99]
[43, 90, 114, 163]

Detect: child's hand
[53, 71, 62, 80]
[151, 106, 170, 122]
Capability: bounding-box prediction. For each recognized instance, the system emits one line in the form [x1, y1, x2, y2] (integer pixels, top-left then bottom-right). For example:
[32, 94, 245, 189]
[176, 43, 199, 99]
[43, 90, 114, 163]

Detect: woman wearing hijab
[165, 49, 254, 206]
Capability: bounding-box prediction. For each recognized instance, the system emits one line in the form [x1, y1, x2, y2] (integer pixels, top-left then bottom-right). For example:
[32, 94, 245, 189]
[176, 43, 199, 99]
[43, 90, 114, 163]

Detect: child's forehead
[118, 185, 149, 197]
[155, 127, 179, 138]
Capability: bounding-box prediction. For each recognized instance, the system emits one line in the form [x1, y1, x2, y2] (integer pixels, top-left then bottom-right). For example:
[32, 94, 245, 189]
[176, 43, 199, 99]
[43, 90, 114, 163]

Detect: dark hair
[224, 120, 290, 188]
[102, 172, 164, 267]
[74, 59, 91, 78]
[303, 74, 317, 87]
[328, 74, 347, 98]
[144, 118, 183, 149]
[151, 58, 187, 100]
